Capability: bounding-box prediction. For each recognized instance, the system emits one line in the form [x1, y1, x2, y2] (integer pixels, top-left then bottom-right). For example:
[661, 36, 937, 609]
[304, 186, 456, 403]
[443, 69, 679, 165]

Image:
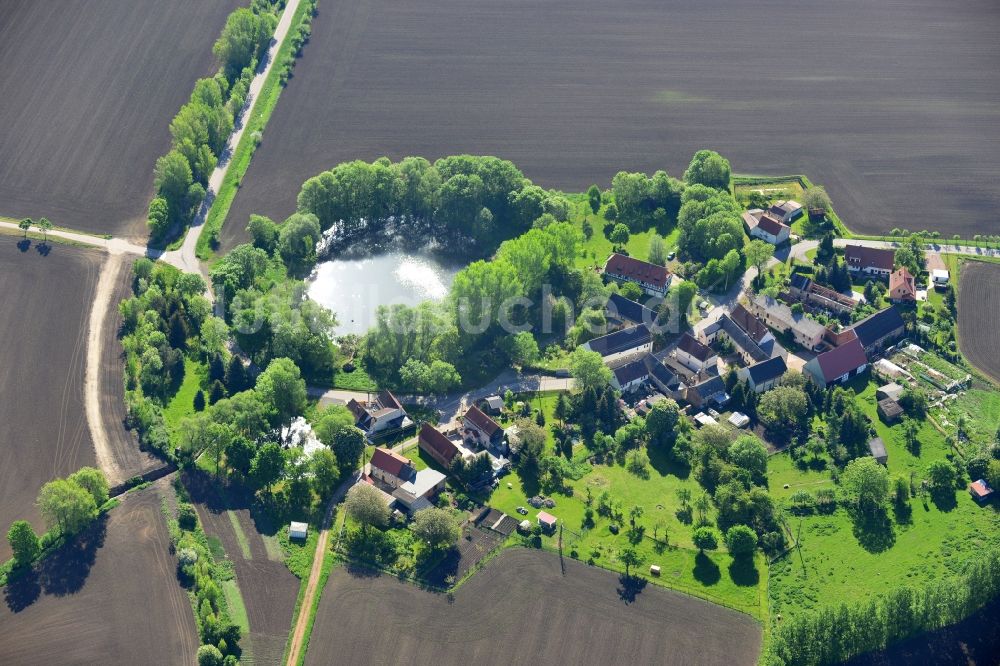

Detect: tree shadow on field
[647, 444, 690, 480]
[36, 242, 51, 256]
[617, 574, 647, 603]
[4, 515, 107, 612]
[851, 507, 895, 553]
[930, 489, 957, 513]
[17, 239, 30, 252]
[693, 552, 721, 586]
[728, 557, 760, 587]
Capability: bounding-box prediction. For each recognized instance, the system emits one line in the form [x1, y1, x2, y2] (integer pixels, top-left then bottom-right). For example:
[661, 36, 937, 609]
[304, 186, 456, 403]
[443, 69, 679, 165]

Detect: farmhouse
[367, 447, 417, 489]
[844, 244, 895, 277]
[686, 375, 729, 409]
[788, 274, 856, 315]
[741, 209, 791, 245]
[418, 422, 463, 468]
[645, 354, 683, 397]
[582, 325, 652, 366]
[848, 306, 906, 353]
[769, 199, 804, 224]
[748, 294, 827, 351]
[675, 333, 718, 372]
[868, 437, 888, 465]
[366, 447, 447, 513]
[611, 358, 650, 392]
[463, 405, 504, 449]
[603, 253, 672, 296]
[969, 479, 994, 504]
[888, 267, 916, 302]
[606, 292, 656, 328]
[804, 337, 868, 386]
[701, 308, 772, 364]
[392, 468, 447, 513]
[738, 356, 788, 393]
[347, 391, 412, 439]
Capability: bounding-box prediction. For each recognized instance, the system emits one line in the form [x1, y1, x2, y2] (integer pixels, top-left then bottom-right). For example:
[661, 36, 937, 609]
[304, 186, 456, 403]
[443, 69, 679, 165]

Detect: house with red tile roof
[463, 405, 504, 448]
[367, 447, 416, 489]
[742, 209, 791, 245]
[804, 337, 869, 386]
[888, 267, 916, 302]
[603, 253, 672, 296]
[418, 422, 463, 469]
[844, 244, 895, 277]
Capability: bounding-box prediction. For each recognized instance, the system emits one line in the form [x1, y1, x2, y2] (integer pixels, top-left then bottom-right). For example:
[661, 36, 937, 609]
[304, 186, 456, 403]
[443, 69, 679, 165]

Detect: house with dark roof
[368, 447, 417, 489]
[611, 358, 650, 392]
[877, 398, 904, 423]
[603, 253, 672, 296]
[463, 405, 504, 448]
[742, 209, 791, 245]
[644, 354, 682, 397]
[844, 245, 895, 277]
[889, 267, 916, 302]
[418, 423, 463, 469]
[788, 274, 857, 315]
[606, 293, 656, 329]
[347, 390, 412, 439]
[675, 332, 718, 372]
[700, 308, 772, 364]
[582, 325, 653, 367]
[685, 375, 729, 409]
[737, 356, 788, 393]
[804, 337, 869, 386]
[848, 306, 905, 353]
[769, 200, 804, 224]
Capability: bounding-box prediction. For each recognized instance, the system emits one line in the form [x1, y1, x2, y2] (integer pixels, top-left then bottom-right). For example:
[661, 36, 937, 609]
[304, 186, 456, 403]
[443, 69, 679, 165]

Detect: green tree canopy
[842, 457, 889, 512]
[412, 508, 460, 550]
[7, 520, 40, 565]
[683, 150, 731, 190]
[344, 483, 390, 529]
[37, 478, 97, 535]
[569, 347, 612, 393]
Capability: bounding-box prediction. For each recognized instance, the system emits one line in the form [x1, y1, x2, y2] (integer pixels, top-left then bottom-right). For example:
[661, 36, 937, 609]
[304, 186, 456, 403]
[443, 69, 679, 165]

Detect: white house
[675, 332, 717, 372]
[844, 245, 895, 277]
[804, 337, 869, 387]
[347, 390, 412, 439]
[737, 356, 788, 393]
[748, 294, 827, 351]
[582, 325, 653, 367]
[611, 358, 649, 392]
[742, 209, 791, 245]
[603, 253, 672, 296]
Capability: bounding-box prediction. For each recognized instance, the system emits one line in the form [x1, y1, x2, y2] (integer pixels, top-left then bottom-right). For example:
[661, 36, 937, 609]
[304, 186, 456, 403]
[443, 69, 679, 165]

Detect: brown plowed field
[0, 238, 99, 560]
[0, 0, 239, 238]
[0, 485, 199, 665]
[187, 476, 300, 665]
[222, 0, 1000, 251]
[957, 261, 1000, 383]
[304, 548, 761, 666]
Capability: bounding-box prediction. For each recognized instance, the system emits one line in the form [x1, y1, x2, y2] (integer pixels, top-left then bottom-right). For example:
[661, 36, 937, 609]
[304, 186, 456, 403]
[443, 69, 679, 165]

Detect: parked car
[667, 251, 676, 261]
[516, 506, 528, 515]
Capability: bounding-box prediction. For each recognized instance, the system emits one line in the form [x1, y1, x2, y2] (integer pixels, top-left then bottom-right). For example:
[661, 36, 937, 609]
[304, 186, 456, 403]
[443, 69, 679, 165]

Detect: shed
[969, 479, 994, 504]
[537, 510, 558, 533]
[877, 398, 904, 423]
[932, 269, 950, 286]
[728, 412, 751, 429]
[868, 437, 888, 465]
[876, 383, 905, 402]
[482, 395, 504, 414]
[650, 565, 661, 576]
[693, 412, 718, 428]
[289, 521, 308, 540]
[518, 519, 532, 533]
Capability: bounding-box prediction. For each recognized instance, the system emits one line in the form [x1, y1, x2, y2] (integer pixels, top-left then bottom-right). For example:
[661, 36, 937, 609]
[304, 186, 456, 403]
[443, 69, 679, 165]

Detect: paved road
[170, 0, 302, 277]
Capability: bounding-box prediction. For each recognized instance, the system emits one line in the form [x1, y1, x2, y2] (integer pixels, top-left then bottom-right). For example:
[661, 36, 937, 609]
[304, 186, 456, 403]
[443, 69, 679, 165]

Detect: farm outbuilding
[289, 522, 308, 540]
[868, 438, 888, 465]
[969, 479, 994, 504]
[537, 511, 558, 533]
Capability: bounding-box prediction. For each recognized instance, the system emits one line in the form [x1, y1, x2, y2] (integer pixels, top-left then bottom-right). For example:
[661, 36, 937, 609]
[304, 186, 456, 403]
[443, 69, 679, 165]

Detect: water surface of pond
[308, 252, 458, 335]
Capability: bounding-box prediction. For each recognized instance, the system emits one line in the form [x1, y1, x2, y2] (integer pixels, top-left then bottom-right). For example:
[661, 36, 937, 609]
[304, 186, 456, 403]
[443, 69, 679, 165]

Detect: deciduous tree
[7, 520, 40, 565]
[412, 508, 460, 550]
[344, 483, 390, 529]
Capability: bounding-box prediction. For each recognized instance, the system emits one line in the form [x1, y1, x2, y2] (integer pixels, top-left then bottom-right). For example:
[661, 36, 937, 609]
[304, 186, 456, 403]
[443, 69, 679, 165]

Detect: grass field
[0, 239, 100, 560]
[305, 548, 761, 666]
[220, 0, 1000, 250]
[0, 0, 238, 238]
[768, 376, 1000, 621]
[0, 486, 199, 663]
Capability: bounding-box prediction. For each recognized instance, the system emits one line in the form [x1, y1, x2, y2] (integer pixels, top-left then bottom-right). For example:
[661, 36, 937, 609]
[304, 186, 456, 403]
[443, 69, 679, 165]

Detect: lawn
[162, 356, 207, 442]
[767, 375, 1000, 621]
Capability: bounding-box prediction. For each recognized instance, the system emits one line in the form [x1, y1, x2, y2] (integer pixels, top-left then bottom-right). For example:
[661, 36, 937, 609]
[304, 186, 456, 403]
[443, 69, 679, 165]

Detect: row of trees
[149, 4, 279, 239]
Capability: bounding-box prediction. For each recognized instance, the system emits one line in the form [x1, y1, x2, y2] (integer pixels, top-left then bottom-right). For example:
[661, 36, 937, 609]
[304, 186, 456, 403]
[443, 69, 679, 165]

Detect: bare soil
[222, 0, 1000, 251]
[0, 0, 239, 238]
[0, 485, 199, 665]
[305, 547, 761, 665]
[0, 238, 100, 560]
[186, 475, 300, 665]
[957, 262, 1000, 383]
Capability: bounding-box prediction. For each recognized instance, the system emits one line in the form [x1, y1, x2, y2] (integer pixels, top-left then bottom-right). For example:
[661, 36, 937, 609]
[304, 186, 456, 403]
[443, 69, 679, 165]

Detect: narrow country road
[285, 470, 359, 666]
[167, 0, 302, 277]
[0, 220, 149, 256]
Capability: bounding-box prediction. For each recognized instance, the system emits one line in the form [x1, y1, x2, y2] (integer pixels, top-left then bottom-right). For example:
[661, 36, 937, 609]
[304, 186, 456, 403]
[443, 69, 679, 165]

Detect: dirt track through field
[0, 485, 198, 665]
[0, 0, 239, 238]
[304, 548, 761, 666]
[222, 0, 1000, 250]
[957, 261, 1000, 383]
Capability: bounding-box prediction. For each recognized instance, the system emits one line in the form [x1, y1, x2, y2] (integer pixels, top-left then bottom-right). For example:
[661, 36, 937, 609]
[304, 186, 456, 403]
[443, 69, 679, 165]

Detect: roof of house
[868, 437, 887, 459]
[742, 209, 763, 229]
[483, 395, 504, 411]
[464, 405, 503, 438]
[346, 398, 368, 423]
[585, 325, 651, 357]
[396, 468, 447, 499]
[756, 213, 788, 237]
[378, 390, 403, 410]
[813, 337, 868, 382]
[677, 332, 715, 363]
[603, 253, 670, 289]
[537, 510, 558, 525]
[970, 479, 994, 498]
[689, 375, 728, 405]
[770, 200, 802, 216]
[745, 356, 787, 385]
[889, 267, 916, 297]
[370, 447, 414, 480]
[844, 244, 895, 271]
[789, 273, 811, 292]
[877, 398, 904, 420]
[731, 304, 771, 344]
[613, 358, 650, 386]
[644, 354, 680, 390]
[850, 307, 905, 348]
[751, 294, 827, 339]
[419, 423, 462, 465]
[718, 315, 770, 362]
[607, 293, 655, 326]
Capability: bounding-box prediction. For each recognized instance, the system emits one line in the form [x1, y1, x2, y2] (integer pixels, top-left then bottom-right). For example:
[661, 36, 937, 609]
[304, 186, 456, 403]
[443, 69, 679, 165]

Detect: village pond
[307, 251, 459, 336]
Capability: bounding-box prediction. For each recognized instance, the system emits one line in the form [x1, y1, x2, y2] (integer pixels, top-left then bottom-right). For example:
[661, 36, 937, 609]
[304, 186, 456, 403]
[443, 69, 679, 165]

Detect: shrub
[178, 503, 198, 530]
[788, 490, 816, 515]
[725, 525, 758, 558]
